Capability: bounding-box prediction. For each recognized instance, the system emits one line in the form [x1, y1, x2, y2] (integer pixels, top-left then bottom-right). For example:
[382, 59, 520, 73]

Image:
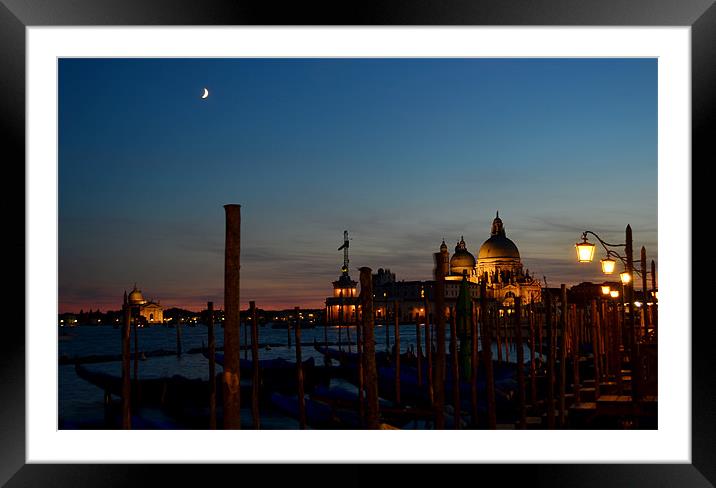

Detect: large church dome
[478, 213, 520, 260]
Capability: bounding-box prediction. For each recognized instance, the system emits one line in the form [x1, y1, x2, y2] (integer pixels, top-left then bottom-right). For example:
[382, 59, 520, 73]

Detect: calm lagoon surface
[59, 323, 534, 429]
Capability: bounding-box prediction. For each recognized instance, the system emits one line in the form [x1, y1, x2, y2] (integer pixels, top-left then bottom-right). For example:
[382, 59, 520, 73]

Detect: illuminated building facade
[325, 213, 541, 324]
[123, 284, 164, 325]
[464, 212, 542, 306]
[325, 270, 359, 325]
[427, 213, 542, 306]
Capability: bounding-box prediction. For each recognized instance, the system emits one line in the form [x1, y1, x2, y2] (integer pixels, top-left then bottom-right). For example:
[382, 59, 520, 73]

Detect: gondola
[313, 343, 416, 368]
[325, 357, 519, 416]
[269, 392, 361, 429]
[202, 351, 329, 394]
[74, 363, 237, 409]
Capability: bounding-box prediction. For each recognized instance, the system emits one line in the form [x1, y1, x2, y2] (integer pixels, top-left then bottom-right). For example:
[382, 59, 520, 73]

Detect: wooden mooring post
[641, 246, 650, 339]
[385, 302, 390, 355]
[244, 311, 249, 361]
[471, 299, 479, 426]
[133, 311, 139, 383]
[223, 203, 242, 429]
[357, 302, 365, 424]
[503, 311, 511, 363]
[538, 310, 544, 369]
[559, 284, 568, 428]
[514, 297, 526, 429]
[529, 300, 537, 408]
[591, 299, 601, 400]
[480, 280, 496, 429]
[122, 304, 131, 429]
[208, 301, 216, 429]
[132, 308, 140, 408]
[450, 309, 460, 429]
[651, 259, 658, 331]
[251, 301, 260, 429]
[572, 304, 581, 404]
[295, 306, 306, 429]
[359, 267, 379, 429]
[337, 292, 342, 351]
[176, 313, 182, 357]
[601, 300, 611, 385]
[415, 312, 422, 388]
[346, 317, 353, 354]
[433, 253, 448, 430]
[425, 301, 434, 405]
[495, 311, 503, 364]
[394, 299, 401, 405]
[614, 301, 624, 393]
[287, 309, 292, 350]
[545, 290, 555, 430]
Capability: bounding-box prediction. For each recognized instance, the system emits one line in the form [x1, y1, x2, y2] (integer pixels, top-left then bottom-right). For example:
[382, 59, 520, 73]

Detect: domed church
[443, 212, 541, 306]
[123, 284, 164, 325]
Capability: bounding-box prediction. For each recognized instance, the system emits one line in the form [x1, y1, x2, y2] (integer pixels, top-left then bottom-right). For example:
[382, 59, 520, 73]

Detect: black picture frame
[4, 0, 711, 485]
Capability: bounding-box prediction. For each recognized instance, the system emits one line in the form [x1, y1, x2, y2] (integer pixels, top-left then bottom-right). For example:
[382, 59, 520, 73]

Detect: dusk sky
[58, 58, 657, 312]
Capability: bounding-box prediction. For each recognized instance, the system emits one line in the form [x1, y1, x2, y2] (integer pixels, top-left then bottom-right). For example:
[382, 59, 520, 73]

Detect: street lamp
[600, 257, 616, 274]
[610, 290, 620, 299]
[575, 226, 642, 354]
[575, 235, 596, 262]
[575, 231, 629, 270]
[601, 285, 611, 296]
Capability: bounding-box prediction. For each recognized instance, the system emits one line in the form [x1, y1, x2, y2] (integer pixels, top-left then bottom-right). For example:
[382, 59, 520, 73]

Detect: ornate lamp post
[574, 225, 648, 355]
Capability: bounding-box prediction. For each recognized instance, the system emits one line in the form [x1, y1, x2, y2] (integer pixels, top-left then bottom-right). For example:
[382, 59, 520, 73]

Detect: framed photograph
[5, 0, 712, 484]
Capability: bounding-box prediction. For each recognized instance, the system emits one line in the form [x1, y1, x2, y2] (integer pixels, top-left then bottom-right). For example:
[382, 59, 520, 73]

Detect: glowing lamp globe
[610, 290, 620, 298]
[600, 258, 616, 274]
[575, 238, 596, 263]
[601, 285, 611, 295]
[620, 271, 632, 285]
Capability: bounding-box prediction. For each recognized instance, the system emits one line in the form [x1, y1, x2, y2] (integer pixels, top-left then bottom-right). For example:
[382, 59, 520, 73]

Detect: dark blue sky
[59, 58, 657, 312]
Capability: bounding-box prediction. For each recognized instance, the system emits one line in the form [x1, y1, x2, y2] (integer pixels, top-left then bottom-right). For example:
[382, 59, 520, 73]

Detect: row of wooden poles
[118, 205, 314, 429]
[118, 205, 655, 429]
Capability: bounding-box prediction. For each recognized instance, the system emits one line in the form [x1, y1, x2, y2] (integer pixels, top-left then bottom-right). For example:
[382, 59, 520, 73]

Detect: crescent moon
[201, 88, 209, 99]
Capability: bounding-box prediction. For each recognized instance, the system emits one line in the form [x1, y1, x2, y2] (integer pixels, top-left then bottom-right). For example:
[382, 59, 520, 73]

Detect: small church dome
[450, 236, 476, 271]
[127, 285, 147, 305]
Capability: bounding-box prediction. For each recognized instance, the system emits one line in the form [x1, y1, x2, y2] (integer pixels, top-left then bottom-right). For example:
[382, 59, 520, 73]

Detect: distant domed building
[443, 212, 541, 305]
[123, 284, 164, 325]
[127, 286, 147, 306]
[326, 217, 542, 325]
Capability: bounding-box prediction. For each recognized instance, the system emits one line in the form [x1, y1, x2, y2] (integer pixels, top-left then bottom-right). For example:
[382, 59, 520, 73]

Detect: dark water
[59, 323, 537, 429]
